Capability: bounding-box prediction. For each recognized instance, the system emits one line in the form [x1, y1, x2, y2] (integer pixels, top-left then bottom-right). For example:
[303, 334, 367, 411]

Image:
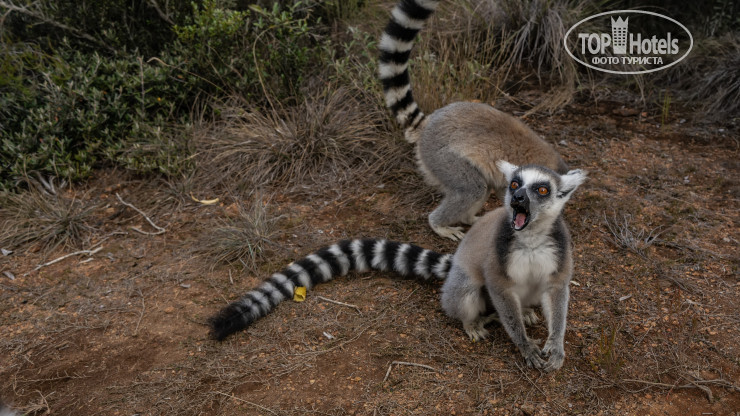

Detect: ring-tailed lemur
[441, 162, 585, 371]
[209, 162, 585, 371]
[379, 0, 569, 241]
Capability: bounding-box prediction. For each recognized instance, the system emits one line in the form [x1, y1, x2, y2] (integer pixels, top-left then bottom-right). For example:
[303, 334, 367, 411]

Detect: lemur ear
[558, 169, 587, 198]
[496, 160, 518, 180]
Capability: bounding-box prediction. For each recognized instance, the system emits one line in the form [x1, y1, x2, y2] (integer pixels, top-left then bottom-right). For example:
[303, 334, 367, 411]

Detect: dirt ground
[1, 97, 739, 415]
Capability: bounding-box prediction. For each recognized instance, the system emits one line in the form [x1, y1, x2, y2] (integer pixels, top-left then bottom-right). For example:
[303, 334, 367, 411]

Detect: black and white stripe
[208, 239, 452, 341]
[379, 0, 440, 135]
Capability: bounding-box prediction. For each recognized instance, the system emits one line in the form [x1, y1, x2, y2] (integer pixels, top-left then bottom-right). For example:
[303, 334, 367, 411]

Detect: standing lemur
[379, 0, 568, 240]
[209, 163, 586, 371]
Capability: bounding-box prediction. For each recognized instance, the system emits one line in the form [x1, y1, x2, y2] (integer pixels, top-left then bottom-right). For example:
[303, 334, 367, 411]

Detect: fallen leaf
[293, 286, 306, 302]
[190, 193, 219, 205]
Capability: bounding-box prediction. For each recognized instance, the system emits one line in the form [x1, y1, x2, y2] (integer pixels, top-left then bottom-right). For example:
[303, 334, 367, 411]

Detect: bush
[171, 0, 316, 104]
[0, 42, 191, 187]
[0, 0, 325, 189]
[1, 0, 191, 56]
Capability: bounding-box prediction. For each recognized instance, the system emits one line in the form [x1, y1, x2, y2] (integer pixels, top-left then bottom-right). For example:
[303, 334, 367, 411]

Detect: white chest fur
[505, 233, 559, 305]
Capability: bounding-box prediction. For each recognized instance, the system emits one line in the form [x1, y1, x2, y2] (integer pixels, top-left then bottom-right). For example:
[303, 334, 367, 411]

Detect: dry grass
[194, 195, 283, 273]
[196, 86, 404, 193]
[0, 187, 97, 254]
[493, 0, 600, 111]
[603, 212, 666, 258]
[411, 0, 505, 110]
[410, 0, 598, 114]
[667, 34, 740, 121]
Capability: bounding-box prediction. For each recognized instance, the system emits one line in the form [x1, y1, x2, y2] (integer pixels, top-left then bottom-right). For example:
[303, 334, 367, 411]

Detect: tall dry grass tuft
[0, 188, 97, 253]
[411, 0, 506, 112]
[663, 34, 740, 121]
[197, 86, 404, 193]
[407, 0, 598, 114]
[489, 0, 598, 111]
[195, 195, 281, 273]
[497, 0, 584, 79]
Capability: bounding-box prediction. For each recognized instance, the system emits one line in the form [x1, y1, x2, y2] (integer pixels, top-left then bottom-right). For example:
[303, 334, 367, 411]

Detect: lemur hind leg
[441, 266, 490, 340]
[427, 158, 488, 241]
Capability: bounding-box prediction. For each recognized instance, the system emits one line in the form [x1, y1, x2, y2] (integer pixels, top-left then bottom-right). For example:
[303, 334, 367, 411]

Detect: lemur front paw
[522, 340, 546, 369]
[541, 340, 565, 372]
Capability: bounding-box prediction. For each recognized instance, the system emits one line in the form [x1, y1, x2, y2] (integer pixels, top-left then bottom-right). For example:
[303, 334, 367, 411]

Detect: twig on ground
[214, 391, 278, 415]
[623, 377, 740, 402]
[22, 390, 52, 415]
[383, 361, 440, 383]
[316, 295, 362, 314]
[514, 361, 568, 412]
[89, 231, 129, 250]
[34, 247, 103, 271]
[292, 327, 370, 358]
[134, 293, 145, 336]
[115, 193, 166, 235]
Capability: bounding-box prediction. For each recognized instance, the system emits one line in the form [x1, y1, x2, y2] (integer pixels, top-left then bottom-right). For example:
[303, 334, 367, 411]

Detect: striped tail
[378, 0, 440, 139]
[208, 239, 452, 341]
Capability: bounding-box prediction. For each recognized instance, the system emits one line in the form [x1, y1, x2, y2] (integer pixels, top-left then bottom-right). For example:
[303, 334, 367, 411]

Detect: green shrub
[0, 42, 191, 187]
[1, 0, 191, 56]
[171, 0, 315, 104]
[0, 0, 323, 188]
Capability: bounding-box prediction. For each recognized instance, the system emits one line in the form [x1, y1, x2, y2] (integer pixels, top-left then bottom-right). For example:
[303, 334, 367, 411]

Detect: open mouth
[512, 206, 530, 231]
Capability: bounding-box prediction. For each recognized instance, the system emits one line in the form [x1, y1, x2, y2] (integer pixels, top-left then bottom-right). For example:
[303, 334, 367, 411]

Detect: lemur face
[496, 161, 587, 231]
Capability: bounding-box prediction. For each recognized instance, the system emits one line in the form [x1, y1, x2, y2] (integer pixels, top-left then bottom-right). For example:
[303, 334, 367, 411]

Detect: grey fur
[379, 0, 568, 240]
[440, 162, 586, 371]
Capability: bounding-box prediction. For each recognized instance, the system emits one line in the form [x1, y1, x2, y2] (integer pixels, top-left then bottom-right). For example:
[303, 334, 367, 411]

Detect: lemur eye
[537, 186, 549, 195]
[510, 181, 519, 190]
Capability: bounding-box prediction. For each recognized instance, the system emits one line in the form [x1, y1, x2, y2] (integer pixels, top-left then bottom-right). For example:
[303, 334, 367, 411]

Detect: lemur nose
[512, 188, 528, 202]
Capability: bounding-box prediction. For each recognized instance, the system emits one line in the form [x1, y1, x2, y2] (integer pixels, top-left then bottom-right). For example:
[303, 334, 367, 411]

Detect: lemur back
[379, 0, 568, 240]
[209, 162, 585, 372]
